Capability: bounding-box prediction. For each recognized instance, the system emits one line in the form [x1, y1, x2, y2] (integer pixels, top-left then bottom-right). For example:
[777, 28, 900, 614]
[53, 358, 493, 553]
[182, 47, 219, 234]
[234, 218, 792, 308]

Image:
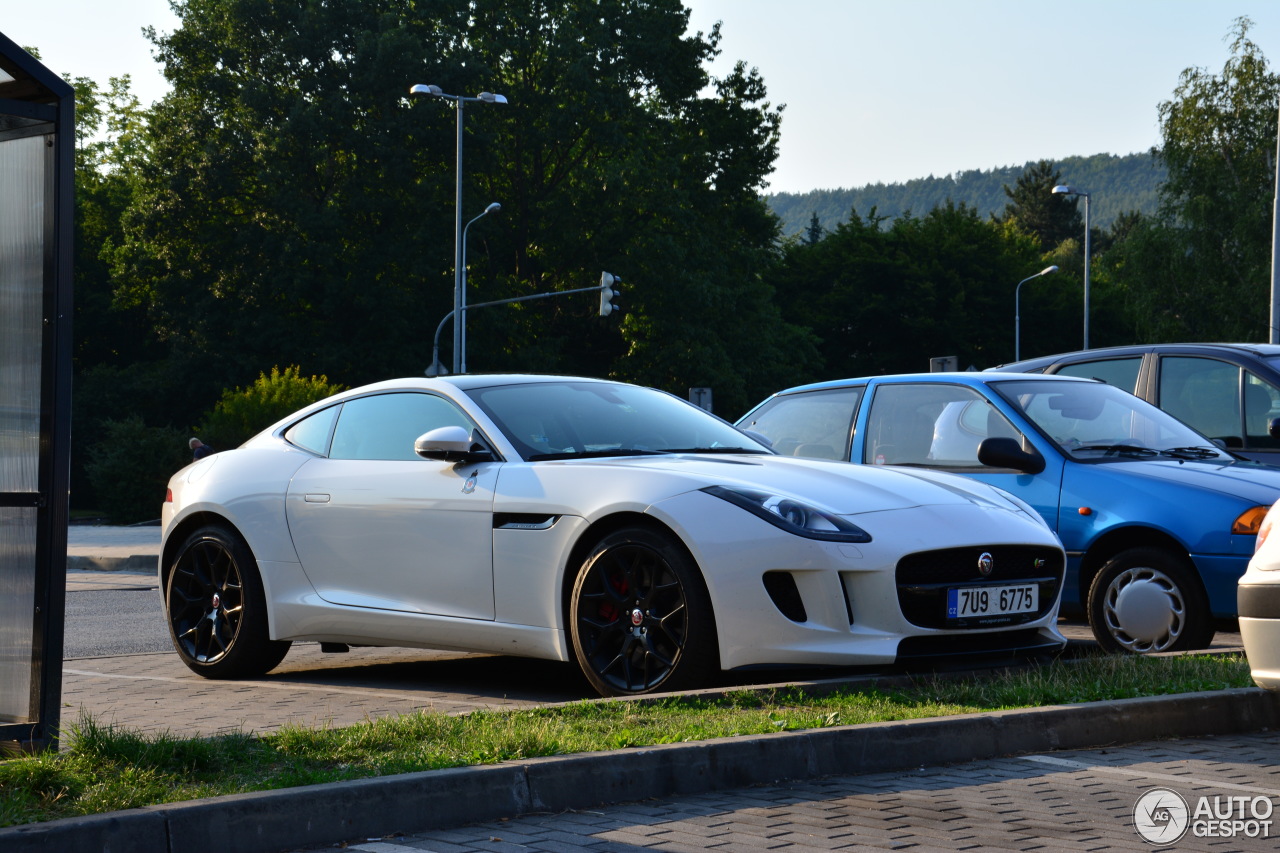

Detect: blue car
[737, 372, 1280, 652]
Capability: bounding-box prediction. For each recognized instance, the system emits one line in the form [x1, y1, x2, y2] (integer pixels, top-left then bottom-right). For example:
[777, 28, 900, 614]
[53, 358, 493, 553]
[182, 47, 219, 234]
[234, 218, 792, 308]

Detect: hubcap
[1102, 567, 1184, 652]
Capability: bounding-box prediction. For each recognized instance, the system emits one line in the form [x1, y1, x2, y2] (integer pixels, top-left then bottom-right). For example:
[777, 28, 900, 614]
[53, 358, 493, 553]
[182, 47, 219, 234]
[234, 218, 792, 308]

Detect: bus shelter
[0, 31, 74, 752]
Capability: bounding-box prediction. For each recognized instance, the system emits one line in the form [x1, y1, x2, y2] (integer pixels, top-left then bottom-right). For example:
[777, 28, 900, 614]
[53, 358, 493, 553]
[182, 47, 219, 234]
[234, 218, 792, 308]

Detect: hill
[766, 152, 1164, 239]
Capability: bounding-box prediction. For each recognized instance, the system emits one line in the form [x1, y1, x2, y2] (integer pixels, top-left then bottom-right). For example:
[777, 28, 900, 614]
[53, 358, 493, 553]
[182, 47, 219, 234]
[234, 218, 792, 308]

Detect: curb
[4, 687, 1278, 853]
[66, 555, 157, 572]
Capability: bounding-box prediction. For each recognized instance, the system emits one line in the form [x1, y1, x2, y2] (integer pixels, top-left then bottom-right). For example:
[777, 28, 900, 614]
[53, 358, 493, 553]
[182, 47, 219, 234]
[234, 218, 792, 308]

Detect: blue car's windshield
[991, 379, 1232, 462]
[465, 381, 771, 461]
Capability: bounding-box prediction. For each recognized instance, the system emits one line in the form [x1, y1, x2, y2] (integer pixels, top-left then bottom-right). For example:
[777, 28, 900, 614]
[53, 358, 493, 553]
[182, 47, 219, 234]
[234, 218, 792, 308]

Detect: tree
[769, 203, 1052, 375]
[1120, 17, 1279, 341]
[804, 212, 824, 245]
[197, 366, 346, 449]
[998, 159, 1083, 252]
[111, 0, 813, 419]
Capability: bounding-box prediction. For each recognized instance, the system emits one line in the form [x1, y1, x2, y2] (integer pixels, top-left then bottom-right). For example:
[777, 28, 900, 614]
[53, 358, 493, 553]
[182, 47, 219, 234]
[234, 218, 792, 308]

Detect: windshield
[992, 379, 1233, 462]
[465, 381, 772, 461]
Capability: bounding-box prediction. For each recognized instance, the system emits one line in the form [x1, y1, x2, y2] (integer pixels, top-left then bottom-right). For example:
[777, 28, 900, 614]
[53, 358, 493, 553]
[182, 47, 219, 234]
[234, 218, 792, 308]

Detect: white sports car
[161, 375, 1067, 696]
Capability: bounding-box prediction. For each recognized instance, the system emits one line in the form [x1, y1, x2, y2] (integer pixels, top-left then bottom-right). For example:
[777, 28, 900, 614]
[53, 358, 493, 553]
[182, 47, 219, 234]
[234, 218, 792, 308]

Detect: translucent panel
[0, 134, 44, 493]
[0, 507, 36, 723]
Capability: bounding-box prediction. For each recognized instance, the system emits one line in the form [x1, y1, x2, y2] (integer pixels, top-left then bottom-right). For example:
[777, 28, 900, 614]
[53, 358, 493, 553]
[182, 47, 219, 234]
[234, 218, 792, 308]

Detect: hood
[1092, 456, 1280, 504]
[556, 453, 1026, 516]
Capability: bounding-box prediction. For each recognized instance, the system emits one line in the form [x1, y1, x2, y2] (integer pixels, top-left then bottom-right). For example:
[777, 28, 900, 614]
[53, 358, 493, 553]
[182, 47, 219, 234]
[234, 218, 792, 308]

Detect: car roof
[990, 342, 1280, 372]
[775, 371, 1091, 396]
[338, 373, 618, 396]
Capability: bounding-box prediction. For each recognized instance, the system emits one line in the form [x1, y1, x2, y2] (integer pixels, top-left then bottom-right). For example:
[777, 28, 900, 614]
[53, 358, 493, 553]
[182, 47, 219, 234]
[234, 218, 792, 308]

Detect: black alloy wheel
[570, 526, 717, 697]
[165, 524, 290, 678]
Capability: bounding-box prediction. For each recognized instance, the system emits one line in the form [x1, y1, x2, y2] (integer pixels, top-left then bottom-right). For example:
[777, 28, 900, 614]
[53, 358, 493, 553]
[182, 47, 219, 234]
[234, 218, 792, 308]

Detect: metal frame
[0, 31, 74, 752]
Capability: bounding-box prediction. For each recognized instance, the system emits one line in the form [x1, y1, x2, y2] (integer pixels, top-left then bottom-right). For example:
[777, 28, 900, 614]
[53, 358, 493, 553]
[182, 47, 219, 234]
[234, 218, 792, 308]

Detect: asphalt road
[64, 576, 169, 657]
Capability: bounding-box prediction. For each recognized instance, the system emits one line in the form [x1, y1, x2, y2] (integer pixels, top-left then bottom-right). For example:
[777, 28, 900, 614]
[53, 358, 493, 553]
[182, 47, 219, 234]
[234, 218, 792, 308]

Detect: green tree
[998, 159, 1084, 252]
[769, 203, 1053, 375]
[197, 366, 346, 449]
[111, 0, 812, 417]
[86, 417, 189, 524]
[1121, 17, 1279, 341]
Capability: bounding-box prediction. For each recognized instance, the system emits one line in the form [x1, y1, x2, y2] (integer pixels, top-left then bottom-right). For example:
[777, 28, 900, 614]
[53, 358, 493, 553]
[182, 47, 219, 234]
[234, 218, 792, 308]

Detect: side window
[1245, 373, 1280, 449]
[284, 404, 341, 455]
[739, 388, 862, 460]
[863, 384, 1020, 468]
[329, 393, 475, 461]
[1054, 357, 1142, 392]
[1158, 357, 1241, 446]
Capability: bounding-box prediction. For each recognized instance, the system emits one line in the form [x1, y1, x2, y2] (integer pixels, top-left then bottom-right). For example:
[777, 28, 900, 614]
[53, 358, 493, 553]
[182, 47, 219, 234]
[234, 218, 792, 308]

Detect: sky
[5, 0, 1280, 194]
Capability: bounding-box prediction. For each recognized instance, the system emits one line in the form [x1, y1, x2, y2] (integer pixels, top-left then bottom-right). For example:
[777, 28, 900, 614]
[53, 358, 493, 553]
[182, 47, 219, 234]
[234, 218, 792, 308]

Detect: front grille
[895, 545, 1064, 629]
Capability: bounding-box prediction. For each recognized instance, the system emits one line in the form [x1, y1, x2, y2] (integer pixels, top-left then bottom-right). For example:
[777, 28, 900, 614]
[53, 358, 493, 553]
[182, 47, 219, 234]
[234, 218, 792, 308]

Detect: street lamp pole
[1052, 184, 1091, 350]
[409, 83, 508, 374]
[1015, 266, 1059, 361]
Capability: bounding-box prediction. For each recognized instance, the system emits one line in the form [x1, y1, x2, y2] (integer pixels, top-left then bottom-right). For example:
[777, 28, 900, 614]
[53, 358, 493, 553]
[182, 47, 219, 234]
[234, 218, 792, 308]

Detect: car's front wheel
[1086, 547, 1215, 653]
[570, 526, 718, 697]
[165, 524, 291, 678]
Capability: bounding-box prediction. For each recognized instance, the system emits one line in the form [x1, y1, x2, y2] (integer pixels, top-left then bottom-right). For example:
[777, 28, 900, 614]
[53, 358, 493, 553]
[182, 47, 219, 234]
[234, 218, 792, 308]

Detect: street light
[459, 202, 501, 373]
[1051, 184, 1091, 350]
[425, 201, 502, 378]
[1015, 265, 1059, 361]
[409, 83, 508, 374]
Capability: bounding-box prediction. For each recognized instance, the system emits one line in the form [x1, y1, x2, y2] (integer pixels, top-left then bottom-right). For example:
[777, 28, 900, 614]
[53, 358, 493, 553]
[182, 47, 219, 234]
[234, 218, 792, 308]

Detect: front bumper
[651, 492, 1067, 670]
[1239, 576, 1280, 690]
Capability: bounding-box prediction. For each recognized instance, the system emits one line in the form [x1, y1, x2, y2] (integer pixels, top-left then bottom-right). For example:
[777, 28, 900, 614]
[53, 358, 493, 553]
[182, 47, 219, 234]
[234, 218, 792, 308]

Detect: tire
[570, 527, 718, 697]
[165, 524, 291, 678]
[1086, 547, 1215, 653]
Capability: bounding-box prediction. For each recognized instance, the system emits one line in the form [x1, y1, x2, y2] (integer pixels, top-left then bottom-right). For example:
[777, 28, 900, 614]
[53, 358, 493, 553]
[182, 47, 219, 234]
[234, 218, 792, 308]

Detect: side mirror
[977, 436, 1045, 475]
[414, 426, 494, 463]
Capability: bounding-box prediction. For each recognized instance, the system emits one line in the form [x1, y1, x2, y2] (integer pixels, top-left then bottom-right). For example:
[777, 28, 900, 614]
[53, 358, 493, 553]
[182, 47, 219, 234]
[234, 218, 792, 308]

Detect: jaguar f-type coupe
[160, 375, 1066, 696]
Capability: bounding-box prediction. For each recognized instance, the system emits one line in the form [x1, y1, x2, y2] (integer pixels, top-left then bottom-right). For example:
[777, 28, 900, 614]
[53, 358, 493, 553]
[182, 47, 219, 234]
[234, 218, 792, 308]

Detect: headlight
[702, 486, 872, 543]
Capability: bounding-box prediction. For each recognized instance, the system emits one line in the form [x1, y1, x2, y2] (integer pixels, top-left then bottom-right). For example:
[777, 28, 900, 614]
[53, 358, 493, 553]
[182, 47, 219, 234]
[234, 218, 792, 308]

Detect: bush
[85, 416, 190, 524]
[197, 366, 345, 450]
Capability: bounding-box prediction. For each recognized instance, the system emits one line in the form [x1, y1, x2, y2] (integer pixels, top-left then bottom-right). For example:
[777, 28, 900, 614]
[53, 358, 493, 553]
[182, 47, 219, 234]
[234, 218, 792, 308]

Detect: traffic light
[599, 272, 621, 316]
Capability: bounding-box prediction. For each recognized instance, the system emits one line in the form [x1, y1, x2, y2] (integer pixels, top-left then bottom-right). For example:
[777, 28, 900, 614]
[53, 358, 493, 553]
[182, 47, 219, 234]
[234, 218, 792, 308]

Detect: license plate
[946, 584, 1038, 619]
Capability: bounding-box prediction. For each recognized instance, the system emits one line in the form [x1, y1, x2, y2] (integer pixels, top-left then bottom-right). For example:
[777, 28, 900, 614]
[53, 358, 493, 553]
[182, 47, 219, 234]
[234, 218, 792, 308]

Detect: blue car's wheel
[1087, 547, 1214, 653]
[165, 525, 291, 678]
[570, 527, 718, 697]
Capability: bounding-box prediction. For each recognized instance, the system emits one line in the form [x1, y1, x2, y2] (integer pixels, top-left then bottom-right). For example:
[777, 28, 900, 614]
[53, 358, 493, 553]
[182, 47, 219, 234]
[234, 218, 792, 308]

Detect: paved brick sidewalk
[287, 731, 1280, 852]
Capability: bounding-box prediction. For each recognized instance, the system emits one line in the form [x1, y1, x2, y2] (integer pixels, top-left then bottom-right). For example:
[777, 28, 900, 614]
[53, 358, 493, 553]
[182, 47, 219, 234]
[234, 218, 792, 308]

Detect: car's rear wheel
[165, 524, 291, 678]
[1087, 547, 1214, 653]
[570, 526, 718, 697]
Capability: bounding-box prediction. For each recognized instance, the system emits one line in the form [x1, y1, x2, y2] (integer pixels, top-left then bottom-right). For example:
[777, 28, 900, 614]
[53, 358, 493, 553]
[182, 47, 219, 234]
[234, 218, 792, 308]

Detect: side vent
[763, 571, 808, 623]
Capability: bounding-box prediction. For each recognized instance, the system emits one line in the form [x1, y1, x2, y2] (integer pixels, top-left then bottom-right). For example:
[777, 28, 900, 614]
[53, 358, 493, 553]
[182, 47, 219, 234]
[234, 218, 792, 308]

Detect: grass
[0, 653, 1253, 827]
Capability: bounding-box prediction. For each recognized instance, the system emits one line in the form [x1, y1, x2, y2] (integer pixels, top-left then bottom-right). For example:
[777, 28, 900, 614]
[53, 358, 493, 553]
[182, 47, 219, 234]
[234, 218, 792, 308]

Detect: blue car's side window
[739, 388, 862, 460]
[863, 384, 1020, 469]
